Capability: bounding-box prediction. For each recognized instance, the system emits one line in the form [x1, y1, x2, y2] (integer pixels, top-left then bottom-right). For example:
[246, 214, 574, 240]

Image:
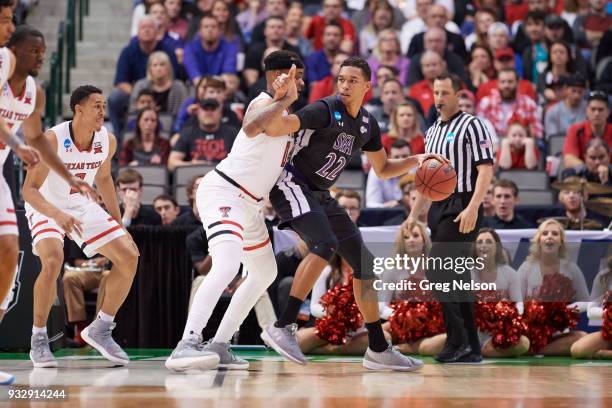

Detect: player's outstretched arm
[242, 96, 300, 138]
[95, 133, 123, 225]
[365, 148, 449, 180]
[23, 86, 96, 199]
[22, 133, 83, 236]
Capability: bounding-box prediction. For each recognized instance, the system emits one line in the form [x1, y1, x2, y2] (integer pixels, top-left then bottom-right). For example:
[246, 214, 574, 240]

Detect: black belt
[214, 169, 263, 202]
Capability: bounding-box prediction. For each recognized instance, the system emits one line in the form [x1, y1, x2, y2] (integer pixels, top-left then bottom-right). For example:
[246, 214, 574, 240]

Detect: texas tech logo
[3, 251, 24, 314]
[93, 141, 103, 154]
[219, 207, 231, 218]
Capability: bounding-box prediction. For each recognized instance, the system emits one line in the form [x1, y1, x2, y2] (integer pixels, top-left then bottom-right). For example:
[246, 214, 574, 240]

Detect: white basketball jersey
[216, 92, 293, 197]
[0, 47, 15, 167]
[0, 76, 37, 167]
[25, 121, 110, 210]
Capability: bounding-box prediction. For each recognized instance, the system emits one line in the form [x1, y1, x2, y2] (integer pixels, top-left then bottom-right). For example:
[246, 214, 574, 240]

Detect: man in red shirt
[407, 50, 444, 114]
[305, 0, 356, 54]
[563, 90, 612, 168]
[475, 47, 536, 103]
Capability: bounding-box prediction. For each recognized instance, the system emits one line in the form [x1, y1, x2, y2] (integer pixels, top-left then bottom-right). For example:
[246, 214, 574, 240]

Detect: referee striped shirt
[424, 110, 494, 193]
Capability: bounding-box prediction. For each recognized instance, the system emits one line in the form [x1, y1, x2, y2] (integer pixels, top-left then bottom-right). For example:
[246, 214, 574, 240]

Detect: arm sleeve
[113, 47, 131, 85]
[294, 100, 331, 130]
[310, 266, 332, 318]
[362, 117, 383, 152]
[365, 168, 385, 208]
[468, 118, 494, 165]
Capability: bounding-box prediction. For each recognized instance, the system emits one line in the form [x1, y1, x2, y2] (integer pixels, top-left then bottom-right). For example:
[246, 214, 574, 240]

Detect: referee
[407, 73, 494, 363]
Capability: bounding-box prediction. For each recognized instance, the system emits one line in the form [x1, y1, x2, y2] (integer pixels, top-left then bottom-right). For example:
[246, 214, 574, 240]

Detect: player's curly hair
[70, 85, 103, 113]
[340, 57, 371, 81]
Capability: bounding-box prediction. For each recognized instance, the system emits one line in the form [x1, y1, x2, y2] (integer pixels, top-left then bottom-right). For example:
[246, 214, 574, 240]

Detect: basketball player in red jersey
[22, 86, 139, 368]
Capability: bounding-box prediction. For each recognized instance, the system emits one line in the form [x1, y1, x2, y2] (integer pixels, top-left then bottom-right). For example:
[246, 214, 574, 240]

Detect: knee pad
[308, 236, 339, 261]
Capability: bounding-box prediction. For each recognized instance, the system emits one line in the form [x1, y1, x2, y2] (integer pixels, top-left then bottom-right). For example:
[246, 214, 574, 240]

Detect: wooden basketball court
[1, 348, 611, 407]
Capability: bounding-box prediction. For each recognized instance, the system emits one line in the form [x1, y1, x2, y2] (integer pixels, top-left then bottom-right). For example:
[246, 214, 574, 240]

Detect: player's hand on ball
[53, 210, 83, 238]
[15, 144, 41, 168]
[417, 153, 450, 168]
[453, 205, 478, 234]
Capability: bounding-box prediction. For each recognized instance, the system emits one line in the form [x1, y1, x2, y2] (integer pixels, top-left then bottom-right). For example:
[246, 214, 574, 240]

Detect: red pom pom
[602, 291, 612, 342]
[315, 277, 363, 345]
[388, 301, 445, 343]
[474, 298, 526, 350]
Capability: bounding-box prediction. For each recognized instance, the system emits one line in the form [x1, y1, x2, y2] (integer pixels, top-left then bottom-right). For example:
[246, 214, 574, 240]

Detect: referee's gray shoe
[261, 323, 307, 365]
[202, 341, 249, 370]
[363, 345, 424, 371]
[81, 320, 129, 366]
[165, 337, 220, 372]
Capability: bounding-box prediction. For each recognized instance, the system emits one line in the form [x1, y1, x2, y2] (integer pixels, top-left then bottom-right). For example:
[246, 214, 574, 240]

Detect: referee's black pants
[426, 192, 483, 354]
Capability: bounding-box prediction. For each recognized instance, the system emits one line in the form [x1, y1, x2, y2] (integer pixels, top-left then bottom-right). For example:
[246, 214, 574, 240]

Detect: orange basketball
[415, 158, 457, 201]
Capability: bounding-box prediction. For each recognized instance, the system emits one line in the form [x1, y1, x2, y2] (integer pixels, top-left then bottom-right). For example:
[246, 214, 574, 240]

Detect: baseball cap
[199, 98, 220, 109]
[587, 90, 609, 105]
[494, 47, 515, 61]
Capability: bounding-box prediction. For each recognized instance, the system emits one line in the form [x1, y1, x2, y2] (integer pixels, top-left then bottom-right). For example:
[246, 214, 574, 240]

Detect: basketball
[415, 158, 457, 201]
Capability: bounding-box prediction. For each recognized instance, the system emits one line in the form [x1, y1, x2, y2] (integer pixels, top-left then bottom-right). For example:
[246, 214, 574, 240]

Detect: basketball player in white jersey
[0, 17, 91, 383]
[22, 85, 140, 368]
[165, 51, 304, 372]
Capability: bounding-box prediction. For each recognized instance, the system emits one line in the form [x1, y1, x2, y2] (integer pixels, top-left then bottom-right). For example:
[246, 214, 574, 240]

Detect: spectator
[406, 27, 467, 86]
[468, 44, 496, 90]
[544, 14, 576, 46]
[487, 22, 523, 77]
[250, 0, 288, 45]
[119, 108, 171, 166]
[359, 2, 396, 57]
[168, 98, 237, 170]
[408, 50, 445, 115]
[366, 139, 411, 207]
[221, 72, 248, 106]
[367, 29, 410, 87]
[309, 52, 349, 103]
[116, 168, 162, 226]
[381, 101, 425, 154]
[399, 0, 460, 55]
[458, 90, 499, 151]
[125, 89, 158, 132]
[383, 174, 431, 225]
[484, 179, 534, 229]
[464, 8, 496, 51]
[477, 68, 543, 139]
[62, 242, 109, 347]
[149, 2, 183, 58]
[406, 5, 468, 62]
[536, 41, 576, 104]
[561, 0, 591, 27]
[174, 75, 240, 135]
[130, 0, 162, 37]
[153, 194, 181, 225]
[400, 0, 455, 21]
[475, 47, 536, 103]
[510, 1, 550, 55]
[557, 176, 603, 229]
[521, 11, 548, 83]
[235, 0, 267, 44]
[129, 50, 188, 118]
[184, 0, 216, 41]
[173, 174, 205, 225]
[563, 139, 612, 188]
[243, 16, 301, 88]
[305, 21, 343, 86]
[563, 90, 612, 169]
[352, 0, 406, 34]
[165, 0, 189, 41]
[210, 0, 245, 68]
[183, 13, 237, 85]
[336, 189, 362, 224]
[573, 0, 612, 51]
[497, 123, 539, 170]
[285, 3, 311, 57]
[544, 74, 587, 137]
[305, 0, 356, 54]
[110, 16, 179, 137]
[367, 78, 405, 133]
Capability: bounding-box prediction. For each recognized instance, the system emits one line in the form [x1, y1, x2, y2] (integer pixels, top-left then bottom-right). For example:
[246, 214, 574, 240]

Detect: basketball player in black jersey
[251, 56, 447, 370]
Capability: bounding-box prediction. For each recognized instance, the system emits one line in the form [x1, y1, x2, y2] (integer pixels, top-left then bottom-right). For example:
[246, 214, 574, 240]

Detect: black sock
[365, 320, 388, 352]
[275, 296, 303, 327]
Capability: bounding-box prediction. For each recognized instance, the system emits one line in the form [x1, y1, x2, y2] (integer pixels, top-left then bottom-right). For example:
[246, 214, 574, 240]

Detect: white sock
[213, 246, 277, 344]
[182, 240, 243, 340]
[97, 311, 114, 322]
[32, 326, 46, 335]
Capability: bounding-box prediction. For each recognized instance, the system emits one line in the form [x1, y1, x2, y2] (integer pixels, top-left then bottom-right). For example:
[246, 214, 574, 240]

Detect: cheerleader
[296, 255, 392, 355]
[379, 221, 445, 355]
[518, 219, 589, 355]
[571, 256, 612, 359]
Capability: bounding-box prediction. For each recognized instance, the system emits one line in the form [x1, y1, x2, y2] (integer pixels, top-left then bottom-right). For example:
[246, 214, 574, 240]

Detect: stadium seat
[158, 113, 174, 139]
[547, 133, 565, 157]
[130, 165, 168, 187]
[335, 169, 366, 190]
[518, 190, 554, 205]
[174, 185, 190, 206]
[141, 185, 167, 205]
[174, 164, 215, 187]
[498, 170, 549, 190]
